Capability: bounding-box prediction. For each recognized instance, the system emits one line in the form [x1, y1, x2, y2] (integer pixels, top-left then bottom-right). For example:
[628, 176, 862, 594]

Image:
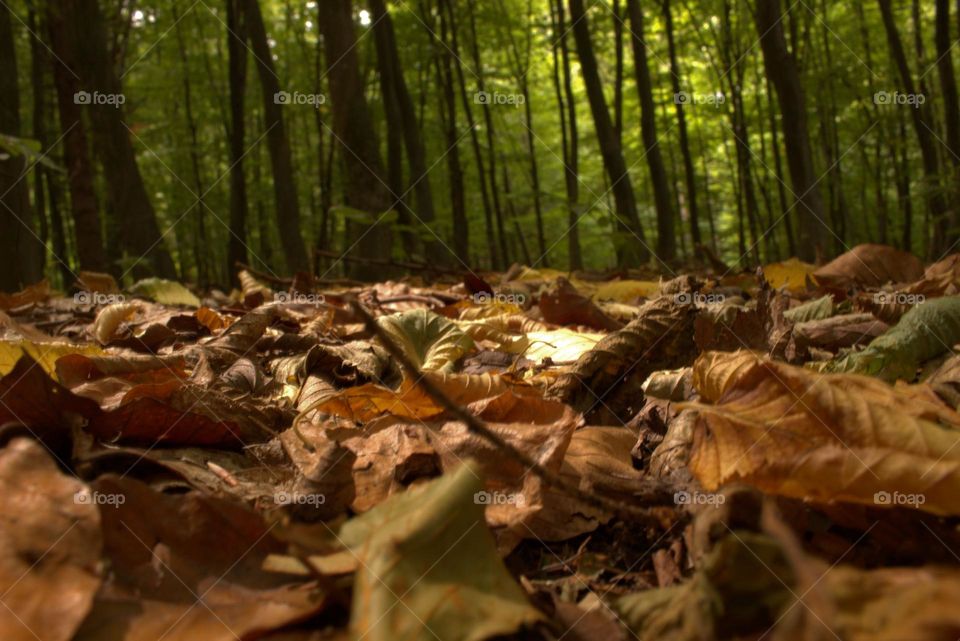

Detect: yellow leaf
[762, 258, 816, 292]
[592, 280, 661, 303]
[687, 350, 960, 515]
[0, 340, 104, 378]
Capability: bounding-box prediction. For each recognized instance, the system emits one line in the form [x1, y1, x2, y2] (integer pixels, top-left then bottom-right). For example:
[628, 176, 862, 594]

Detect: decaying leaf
[812, 244, 925, 290]
[378, 308, 474, 372]
[0, 439, 102, 641]
[321, 463, 543, 641]
[688, 350, 960, 515]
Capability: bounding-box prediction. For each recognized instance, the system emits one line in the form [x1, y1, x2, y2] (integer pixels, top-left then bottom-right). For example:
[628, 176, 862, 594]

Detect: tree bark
[66, 0, 176, 279]
[245, 0, 310, 273]
[320, 0, 394, 280]
[878, 0, 953, 254]
[551, 0, 581, 270]
[755, 0, 825, 262]
[0, 1, 45, 290]
[663, 0, 701, 248]
[626, 0, 675, 262]
[568, 0, 647, 266]
[226, 0, 250, 284]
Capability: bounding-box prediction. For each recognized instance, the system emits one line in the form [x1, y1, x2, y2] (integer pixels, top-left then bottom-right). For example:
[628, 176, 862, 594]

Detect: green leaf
[378, 309, 473, 372]
[0, 133, 63, 172]
[823, 295, 960, 381]
[128, 277, 201, 307]
[335, 462, 543, 641]
[783, 295, 834, 323]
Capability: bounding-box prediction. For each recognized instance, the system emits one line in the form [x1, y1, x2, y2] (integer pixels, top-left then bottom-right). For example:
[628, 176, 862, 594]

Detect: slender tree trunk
[174, 5, 210, 286]
[568, 0, 647, 266]
[226, 0, 249, 283]
[0, 2, 44, 290]
[465, 0, 509, 265]
[430, 0, 468, 261]
[441, 0, 497, 267]
[46, 3, 107, 275]
[320, 0, 394, 280]
[245, 0, 309, 273]
[370, 0, 440, 261]
[663, 0, 701, 248]
[551, 0, 581, 270]
[627, 0, 675, 262]
[936, 0, 960, 238]
[878, 0, 953, 255]
[755, 0, 825, 262]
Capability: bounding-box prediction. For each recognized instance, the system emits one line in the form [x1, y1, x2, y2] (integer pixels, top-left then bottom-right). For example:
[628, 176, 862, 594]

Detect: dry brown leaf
[0, 279, 50, 311]
[812, 244, 924, 289]
[0, 438, 102, 641]
[92, 302, 140, 345]
[688, 350, 960, 515]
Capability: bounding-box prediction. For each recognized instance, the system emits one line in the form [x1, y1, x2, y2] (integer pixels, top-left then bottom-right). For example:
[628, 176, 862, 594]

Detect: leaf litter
[2, 244, 960, 639]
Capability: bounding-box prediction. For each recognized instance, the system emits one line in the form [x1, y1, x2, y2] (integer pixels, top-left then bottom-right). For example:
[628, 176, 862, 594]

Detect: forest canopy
[1, 0, 957, 288]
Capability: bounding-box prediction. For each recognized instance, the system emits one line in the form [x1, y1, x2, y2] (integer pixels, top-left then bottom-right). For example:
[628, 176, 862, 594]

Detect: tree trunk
[46, 3, 107, 275]
[441, 0, 497, 268]
[226, 0, 250, 284]
[936, 0, 960, 233]
[174, 5, 210, 286]
[432, 0, 468, 261]
[551, 0, 581, 270]
[370, 0, 440, 262]
[245, 0, 309, 273]
[319, 0, 394, 281]
[0, 1, 44, 290]
[568, 0, 647, 266]
[466, 0, 509, 265]
[878, 0, 952, 254]
[755, 0, 825, 262]
[66, 0, 176, 280]
[663, 0, 700, 248]
[626, 0, 675, 262]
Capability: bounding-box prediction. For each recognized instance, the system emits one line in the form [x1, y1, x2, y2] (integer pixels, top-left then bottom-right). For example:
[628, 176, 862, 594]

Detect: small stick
[348, 297, 673, 523]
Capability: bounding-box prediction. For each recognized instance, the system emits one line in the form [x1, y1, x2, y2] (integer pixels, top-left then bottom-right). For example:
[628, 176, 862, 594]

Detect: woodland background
[0, 0, 958, 288]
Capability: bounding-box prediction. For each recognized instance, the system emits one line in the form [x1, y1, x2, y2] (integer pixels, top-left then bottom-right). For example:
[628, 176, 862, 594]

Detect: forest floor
[1, 243, 960, 640]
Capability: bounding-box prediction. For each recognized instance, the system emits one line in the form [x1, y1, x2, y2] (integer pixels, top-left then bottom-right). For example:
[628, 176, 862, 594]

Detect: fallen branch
[348, 297, 676, 523]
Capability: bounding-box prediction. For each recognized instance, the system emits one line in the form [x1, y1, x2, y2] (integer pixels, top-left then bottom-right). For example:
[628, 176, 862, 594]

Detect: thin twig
[348, 297, 675, 523]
